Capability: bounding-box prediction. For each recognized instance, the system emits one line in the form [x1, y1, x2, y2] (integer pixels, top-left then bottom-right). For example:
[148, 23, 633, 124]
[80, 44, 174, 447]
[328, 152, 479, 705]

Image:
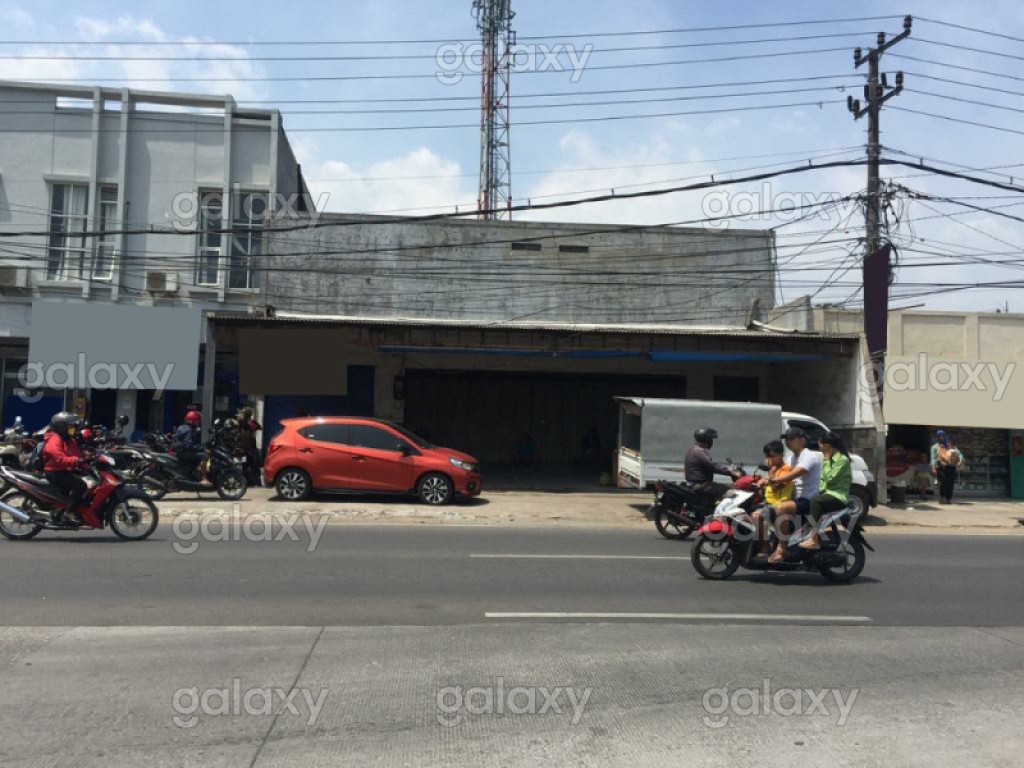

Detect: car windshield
[386, 422, 436, 449]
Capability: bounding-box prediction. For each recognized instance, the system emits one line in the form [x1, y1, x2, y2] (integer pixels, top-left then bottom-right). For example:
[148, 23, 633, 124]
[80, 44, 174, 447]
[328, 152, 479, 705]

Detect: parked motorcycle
[131, 423, 247, 501]
[646, 462, 745, 540]
[690, 475, 872, 583]
[0, 454, 159, 540]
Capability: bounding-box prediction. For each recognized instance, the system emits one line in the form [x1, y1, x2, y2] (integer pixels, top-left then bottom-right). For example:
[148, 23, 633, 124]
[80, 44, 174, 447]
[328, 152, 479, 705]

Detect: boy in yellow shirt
[752, 440, 793, 555]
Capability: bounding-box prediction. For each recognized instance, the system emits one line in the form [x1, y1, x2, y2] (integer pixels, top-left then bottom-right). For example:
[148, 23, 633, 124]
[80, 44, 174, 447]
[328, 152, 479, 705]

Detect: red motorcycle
[0, 454, 159, 541]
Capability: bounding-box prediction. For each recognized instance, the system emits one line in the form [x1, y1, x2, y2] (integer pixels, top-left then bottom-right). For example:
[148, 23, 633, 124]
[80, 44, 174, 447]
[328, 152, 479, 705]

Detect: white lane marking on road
[485, 612, 873, 623]
[471, 554, 688, 560]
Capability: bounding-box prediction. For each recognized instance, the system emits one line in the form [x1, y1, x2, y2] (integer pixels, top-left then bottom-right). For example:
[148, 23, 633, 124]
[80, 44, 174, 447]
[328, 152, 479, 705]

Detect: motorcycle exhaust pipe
[0, 496, 32, 523]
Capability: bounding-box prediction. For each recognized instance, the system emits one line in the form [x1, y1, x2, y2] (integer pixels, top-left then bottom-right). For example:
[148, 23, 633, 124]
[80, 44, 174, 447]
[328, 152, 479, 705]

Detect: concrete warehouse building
[202, 214, 879, 476]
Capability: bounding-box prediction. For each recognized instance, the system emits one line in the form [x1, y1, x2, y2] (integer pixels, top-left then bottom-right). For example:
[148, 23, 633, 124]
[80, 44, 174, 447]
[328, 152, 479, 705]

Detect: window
[558, 244, 589, 254]
[299, 423, 350, 444]
[93, 186, 118, 280]
[47, 184, 89, 281]
[511, 241, 542, 252]
[228, 191, 265, 290]
[196, 190, 223, 286]
[349, 424, 403, 451]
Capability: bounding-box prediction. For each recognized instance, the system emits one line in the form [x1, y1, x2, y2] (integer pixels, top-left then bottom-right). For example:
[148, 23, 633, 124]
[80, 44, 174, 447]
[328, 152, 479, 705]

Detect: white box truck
[615, 397, 877, 515]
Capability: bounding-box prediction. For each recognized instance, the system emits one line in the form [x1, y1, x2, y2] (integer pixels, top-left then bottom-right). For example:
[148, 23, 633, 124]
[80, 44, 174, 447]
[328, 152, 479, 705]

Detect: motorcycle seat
[7, 470, 51, 487]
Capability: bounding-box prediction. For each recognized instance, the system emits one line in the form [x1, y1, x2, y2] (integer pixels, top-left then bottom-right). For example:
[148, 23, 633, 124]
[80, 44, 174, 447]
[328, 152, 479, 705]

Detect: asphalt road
[1, 525, 1021, 626]
[2, 525, 1023, 766]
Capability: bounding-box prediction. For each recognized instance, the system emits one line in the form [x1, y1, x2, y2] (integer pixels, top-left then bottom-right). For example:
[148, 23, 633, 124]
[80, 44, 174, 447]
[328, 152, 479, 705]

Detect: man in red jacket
[42, 412, 87, 524]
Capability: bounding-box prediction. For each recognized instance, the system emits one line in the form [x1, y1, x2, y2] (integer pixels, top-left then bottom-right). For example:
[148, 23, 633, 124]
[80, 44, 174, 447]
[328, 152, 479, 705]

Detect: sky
[2, 0, 1023, 312]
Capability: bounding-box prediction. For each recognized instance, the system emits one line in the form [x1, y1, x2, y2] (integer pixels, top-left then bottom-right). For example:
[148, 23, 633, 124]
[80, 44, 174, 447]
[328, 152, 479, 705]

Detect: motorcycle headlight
[449, 457, 477, 472]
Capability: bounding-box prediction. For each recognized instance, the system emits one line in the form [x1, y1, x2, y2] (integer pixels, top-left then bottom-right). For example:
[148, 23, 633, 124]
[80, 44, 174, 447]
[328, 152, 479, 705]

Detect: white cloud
[1, 15, 266, 101]
[0, 8, 33, 29]
[302, 144, 473, 215]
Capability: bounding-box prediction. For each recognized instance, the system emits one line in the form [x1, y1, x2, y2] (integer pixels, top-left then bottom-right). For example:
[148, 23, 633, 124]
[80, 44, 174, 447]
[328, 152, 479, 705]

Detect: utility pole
[848, 15, 911, 257]
[847, 16, 911, 505]
[472, 0, 515, 220]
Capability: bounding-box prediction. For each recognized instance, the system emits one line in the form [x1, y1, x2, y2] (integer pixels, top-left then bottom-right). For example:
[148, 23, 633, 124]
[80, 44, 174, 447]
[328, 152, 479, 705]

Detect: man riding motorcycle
[684, 427, 741, 507]
[172, 410, 210, 486]
[42, 411, 88, 524]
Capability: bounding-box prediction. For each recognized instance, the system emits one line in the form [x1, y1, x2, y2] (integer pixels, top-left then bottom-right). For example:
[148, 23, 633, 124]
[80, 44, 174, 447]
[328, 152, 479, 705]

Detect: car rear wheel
[418, 473, 453, 506]
[276, 468, 312, 501]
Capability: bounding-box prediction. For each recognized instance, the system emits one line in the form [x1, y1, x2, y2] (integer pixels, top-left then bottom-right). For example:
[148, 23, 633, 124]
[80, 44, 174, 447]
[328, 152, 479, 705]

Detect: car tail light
[267, 442, 283, 457]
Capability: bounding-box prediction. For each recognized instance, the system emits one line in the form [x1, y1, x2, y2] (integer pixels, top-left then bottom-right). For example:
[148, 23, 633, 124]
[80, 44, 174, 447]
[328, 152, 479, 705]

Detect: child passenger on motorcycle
[751, 440, 793, 555]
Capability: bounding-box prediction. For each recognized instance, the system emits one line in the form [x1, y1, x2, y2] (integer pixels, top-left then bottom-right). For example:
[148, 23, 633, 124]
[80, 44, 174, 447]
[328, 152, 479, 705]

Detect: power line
[914, 36, 1024, 63]
[889, 53, 1024, 85]
[5, 158, 1023, 242]
[890, 105, 1024, 137]
[0, 98, 847, 133]
[0, 83, 855, 117]
[917, 16, 1024, 46]
[0, 16, 905, 46]
[0, 31, 882, 61]
[9, 46, 858, 82]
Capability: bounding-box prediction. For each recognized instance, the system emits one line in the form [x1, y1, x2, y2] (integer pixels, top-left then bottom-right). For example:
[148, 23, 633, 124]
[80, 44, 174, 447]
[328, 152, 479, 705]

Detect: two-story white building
[0, 80, 309, 434]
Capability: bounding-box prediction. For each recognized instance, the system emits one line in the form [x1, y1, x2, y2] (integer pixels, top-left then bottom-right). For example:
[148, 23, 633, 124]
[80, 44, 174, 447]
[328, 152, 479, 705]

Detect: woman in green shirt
[798, 432, 853, 550]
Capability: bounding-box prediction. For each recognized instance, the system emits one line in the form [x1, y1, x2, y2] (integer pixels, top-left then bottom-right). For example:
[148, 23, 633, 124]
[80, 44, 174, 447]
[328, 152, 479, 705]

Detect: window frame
[195, 189, 224, 287]
[46, 183, 89, 282]
[92, 185, 118, 281]
[228, 190, 266, 291]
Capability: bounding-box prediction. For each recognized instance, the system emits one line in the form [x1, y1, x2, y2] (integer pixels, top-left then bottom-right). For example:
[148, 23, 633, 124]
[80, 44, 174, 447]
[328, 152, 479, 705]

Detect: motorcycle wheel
[134, 469, 168, 501]
[653, 505, 695, 540]
[216, 471, 248, 501]
[818, 537, 866, 583]
[0, 492, 44, 540]
[690, 533, 739, 580]
[109, 496, 159, 541]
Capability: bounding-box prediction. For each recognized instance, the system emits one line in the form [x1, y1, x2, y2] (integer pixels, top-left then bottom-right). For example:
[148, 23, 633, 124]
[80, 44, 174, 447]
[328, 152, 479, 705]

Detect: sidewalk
[866, 498, 1024, 533]
[154, 488, 1024, 533]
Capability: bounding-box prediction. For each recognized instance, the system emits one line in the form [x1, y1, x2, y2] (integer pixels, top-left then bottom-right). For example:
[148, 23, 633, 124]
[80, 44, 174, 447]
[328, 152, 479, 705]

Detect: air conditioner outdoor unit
[145, 270, 179, 295]
[0, 266, 29, 289]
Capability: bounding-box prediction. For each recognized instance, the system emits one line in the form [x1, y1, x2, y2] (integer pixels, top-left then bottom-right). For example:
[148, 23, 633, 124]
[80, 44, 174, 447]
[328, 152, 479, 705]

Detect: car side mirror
[397, 442, 412, 455]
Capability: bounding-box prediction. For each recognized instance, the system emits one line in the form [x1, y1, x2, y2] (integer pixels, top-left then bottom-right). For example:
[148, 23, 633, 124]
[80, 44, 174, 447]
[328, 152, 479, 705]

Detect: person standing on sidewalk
[930, 429, 962, 504]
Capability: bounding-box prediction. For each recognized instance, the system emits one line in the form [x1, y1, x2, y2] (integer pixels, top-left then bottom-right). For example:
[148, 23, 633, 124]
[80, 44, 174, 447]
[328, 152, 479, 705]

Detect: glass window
[349, 424, 403, 451]
[47, 183, 88, 281]
[299, 423, 350, 445]
[196, 190, 223, 286]
[229, 192, 265, 290]
[93, 185, 118, 280]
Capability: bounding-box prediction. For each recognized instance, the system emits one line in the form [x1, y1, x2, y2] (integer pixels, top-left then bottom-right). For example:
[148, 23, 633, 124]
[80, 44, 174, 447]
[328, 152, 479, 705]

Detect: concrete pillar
[201, 315, 216, 442]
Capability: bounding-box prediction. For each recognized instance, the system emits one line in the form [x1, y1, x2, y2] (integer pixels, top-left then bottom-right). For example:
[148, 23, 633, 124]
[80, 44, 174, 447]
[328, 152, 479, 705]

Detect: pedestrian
[930, 429, 962, 504]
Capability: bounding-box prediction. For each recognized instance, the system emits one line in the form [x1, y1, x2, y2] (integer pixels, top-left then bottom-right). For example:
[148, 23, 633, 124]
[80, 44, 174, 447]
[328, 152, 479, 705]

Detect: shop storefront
[886, 424, 1010, 498]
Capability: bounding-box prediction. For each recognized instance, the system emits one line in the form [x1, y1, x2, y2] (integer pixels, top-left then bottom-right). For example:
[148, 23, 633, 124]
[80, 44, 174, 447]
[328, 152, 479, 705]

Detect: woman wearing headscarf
[930, 429, 961, 504]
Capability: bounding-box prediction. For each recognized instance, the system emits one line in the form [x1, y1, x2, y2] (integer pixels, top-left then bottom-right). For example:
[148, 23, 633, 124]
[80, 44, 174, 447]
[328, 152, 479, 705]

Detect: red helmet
[184, 411, 202, 427]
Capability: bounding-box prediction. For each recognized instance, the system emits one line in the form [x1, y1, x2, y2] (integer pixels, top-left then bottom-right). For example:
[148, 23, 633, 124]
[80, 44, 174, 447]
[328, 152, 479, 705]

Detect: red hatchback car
[264, 417, 482, 505]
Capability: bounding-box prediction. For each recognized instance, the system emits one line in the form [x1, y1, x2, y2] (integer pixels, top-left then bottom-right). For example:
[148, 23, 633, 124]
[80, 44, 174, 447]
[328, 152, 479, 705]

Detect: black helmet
[694, 427, 719, 443]
[50, 411, 83, 437]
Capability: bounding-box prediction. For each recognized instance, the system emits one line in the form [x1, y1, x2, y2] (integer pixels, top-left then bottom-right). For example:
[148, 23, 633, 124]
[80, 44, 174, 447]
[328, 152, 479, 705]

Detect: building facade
[200, 214, 878, 477]
[0, 80, 308, 433]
